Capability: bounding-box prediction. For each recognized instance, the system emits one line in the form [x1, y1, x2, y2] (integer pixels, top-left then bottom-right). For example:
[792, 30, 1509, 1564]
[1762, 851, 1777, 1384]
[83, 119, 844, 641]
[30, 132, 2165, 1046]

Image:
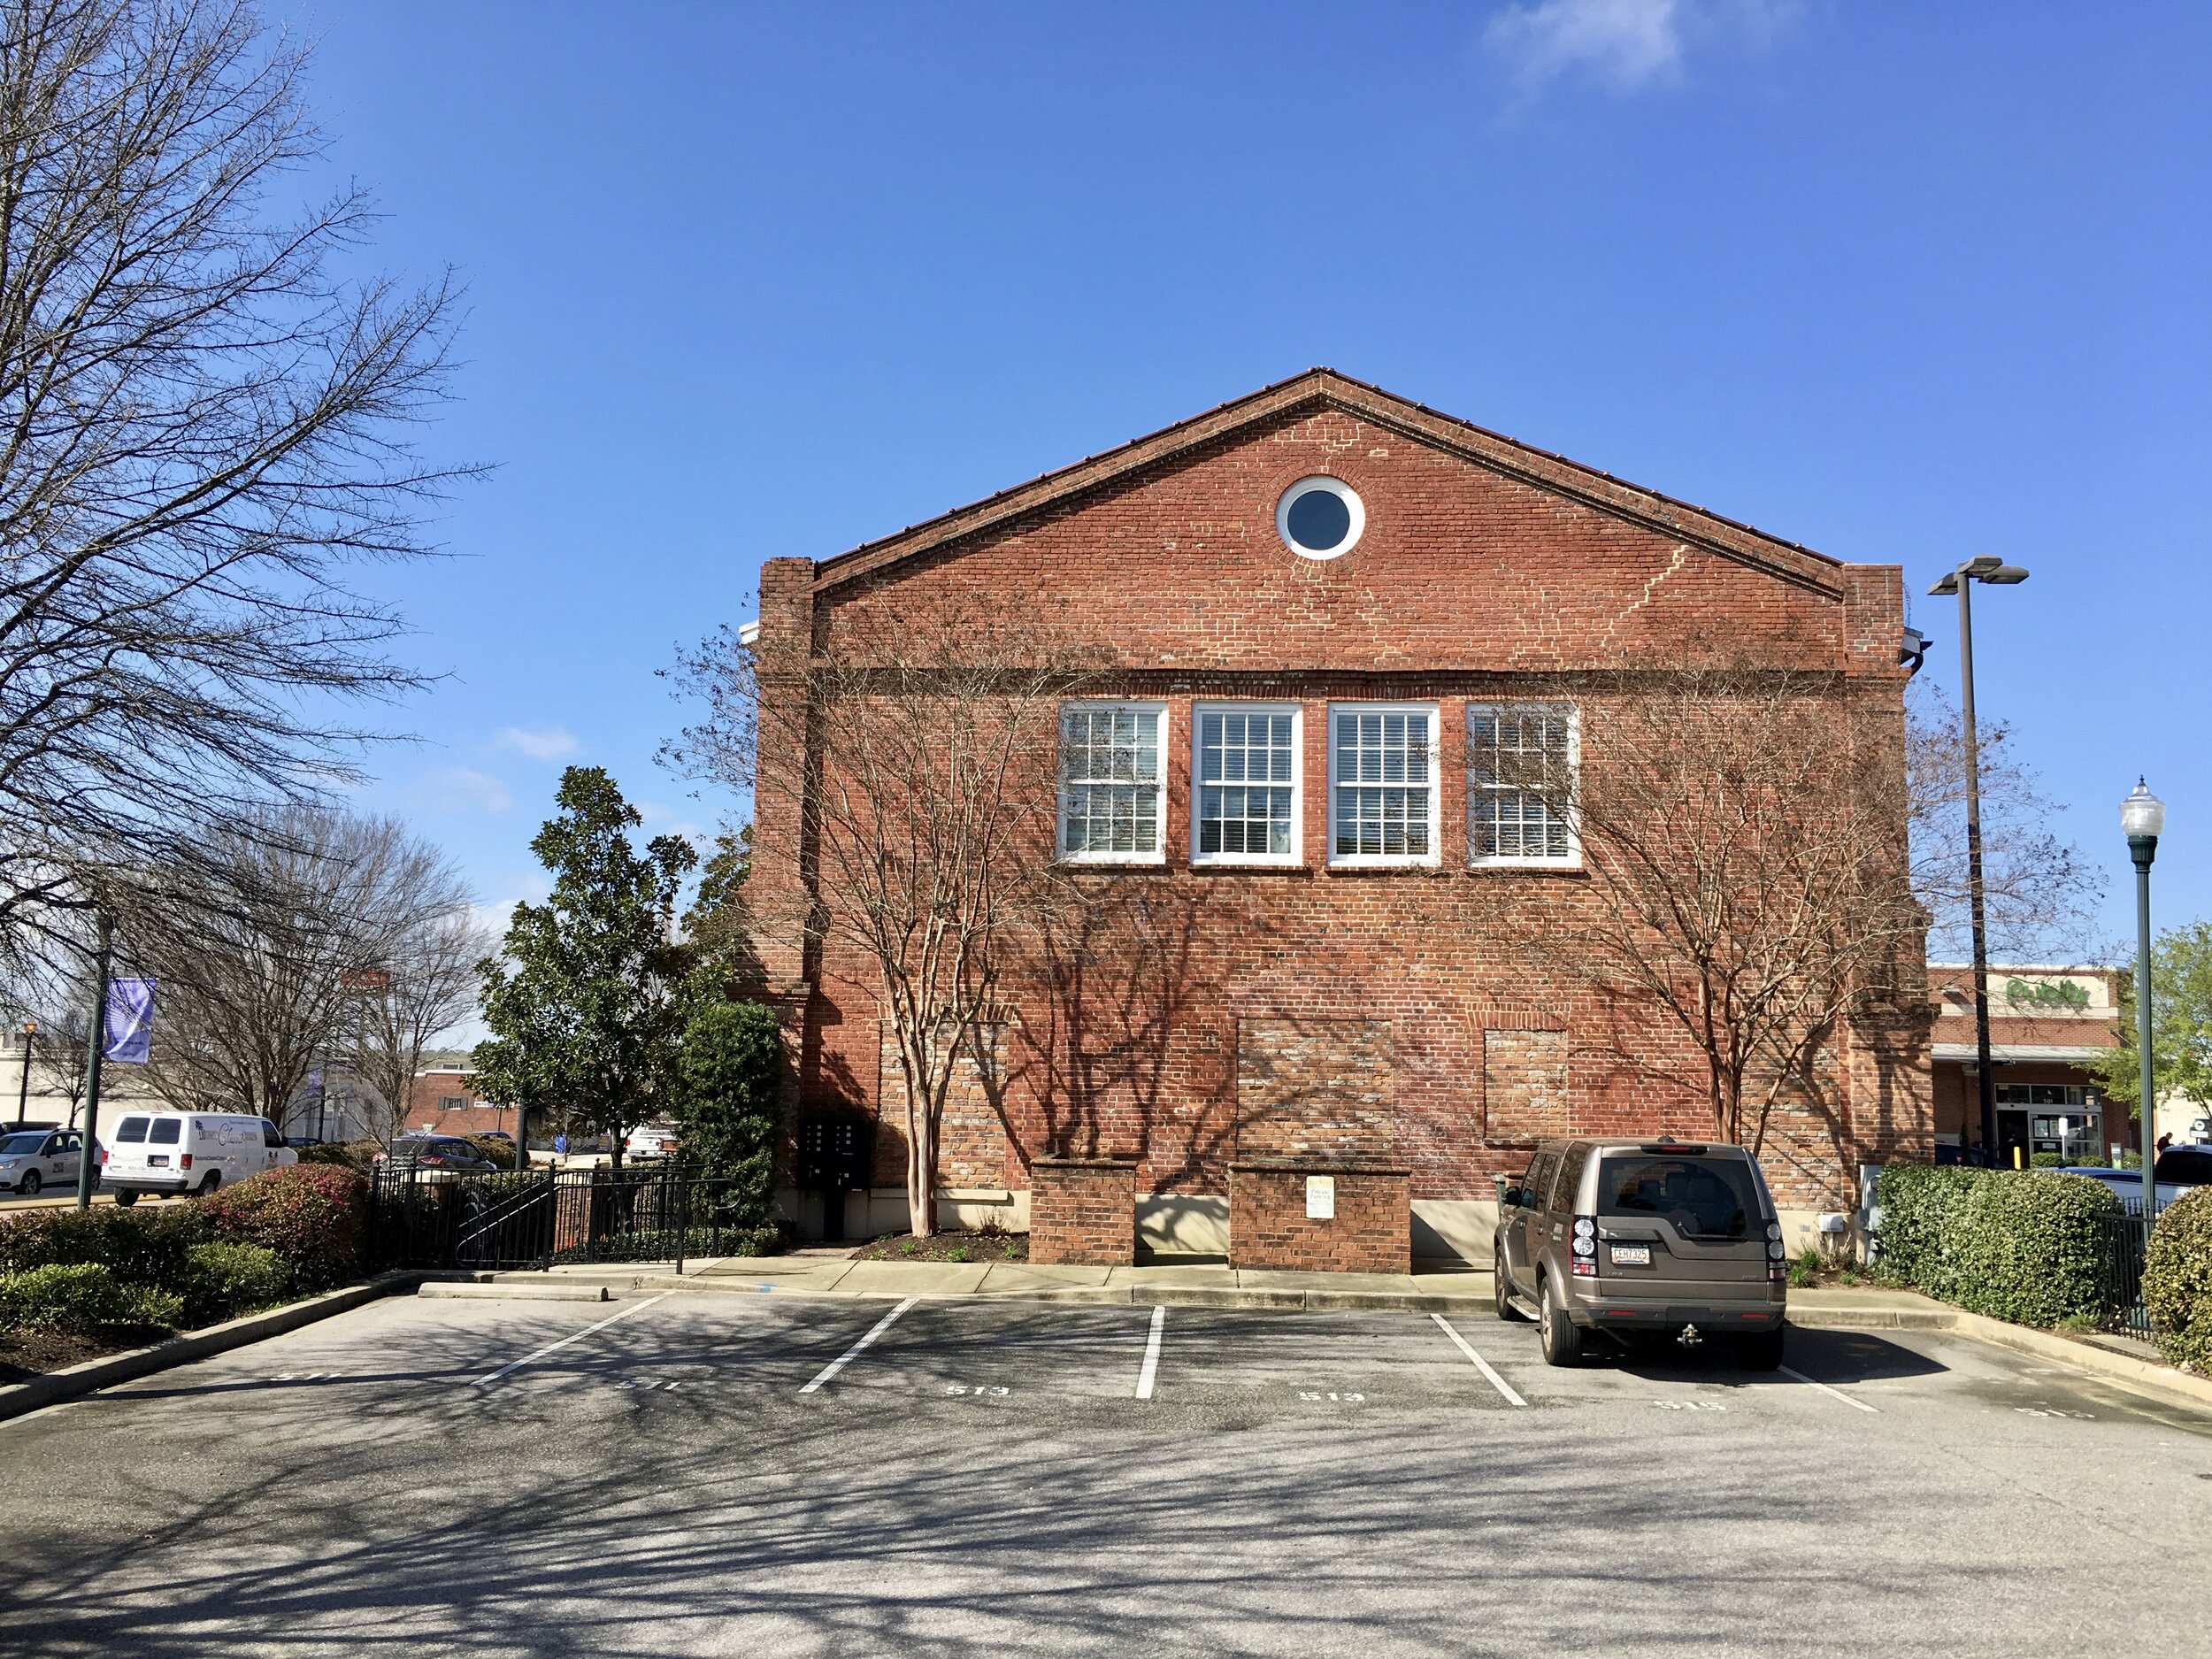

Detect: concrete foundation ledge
[0, 1273, 419, 1424]
[417, 1280, 611, 1302]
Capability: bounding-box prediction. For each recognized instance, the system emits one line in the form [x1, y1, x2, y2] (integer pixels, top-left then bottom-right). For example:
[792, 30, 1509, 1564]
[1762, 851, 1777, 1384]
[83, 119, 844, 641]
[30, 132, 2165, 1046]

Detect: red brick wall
[1229, 1164, 1411, 1274]
[1029, 1159, 1137, 1266]
[407, 1074, 513, 1140]
[752, 381, 1932, 1218]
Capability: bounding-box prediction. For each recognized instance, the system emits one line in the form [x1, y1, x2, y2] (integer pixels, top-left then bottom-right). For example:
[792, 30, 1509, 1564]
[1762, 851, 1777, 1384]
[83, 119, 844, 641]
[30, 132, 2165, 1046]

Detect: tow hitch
[1677, 1323, 1702, 1348]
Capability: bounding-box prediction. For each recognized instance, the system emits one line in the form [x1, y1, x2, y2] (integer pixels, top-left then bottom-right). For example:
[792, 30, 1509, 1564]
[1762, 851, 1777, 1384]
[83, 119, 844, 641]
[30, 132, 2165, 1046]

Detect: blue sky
[287, 0, 2210, 955]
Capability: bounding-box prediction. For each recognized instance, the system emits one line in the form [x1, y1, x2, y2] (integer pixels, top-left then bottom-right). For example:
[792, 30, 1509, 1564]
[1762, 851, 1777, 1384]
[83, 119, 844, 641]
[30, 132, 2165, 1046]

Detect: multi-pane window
[1194, 705, 1299, 863]
[1468, 703, 1578, 866]
[1329, 703, 1438, 864]
[1059, 703, 1165, 861]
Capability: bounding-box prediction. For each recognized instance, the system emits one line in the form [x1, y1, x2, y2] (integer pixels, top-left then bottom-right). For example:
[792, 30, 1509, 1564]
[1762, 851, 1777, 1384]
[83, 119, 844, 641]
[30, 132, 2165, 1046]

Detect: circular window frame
[1276, 476, 1365, 560]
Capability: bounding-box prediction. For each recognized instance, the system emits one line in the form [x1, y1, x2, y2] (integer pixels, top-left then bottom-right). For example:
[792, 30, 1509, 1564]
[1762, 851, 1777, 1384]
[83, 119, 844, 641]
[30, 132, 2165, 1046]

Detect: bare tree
[127, 804, 469, 1124]
[1906, 677, 2103, 963]
[1498, 667, 1924, 1154]
[345, 904, 494, 1141]
[0, 0, 472, 972]
[670, 594, 1088, 1237]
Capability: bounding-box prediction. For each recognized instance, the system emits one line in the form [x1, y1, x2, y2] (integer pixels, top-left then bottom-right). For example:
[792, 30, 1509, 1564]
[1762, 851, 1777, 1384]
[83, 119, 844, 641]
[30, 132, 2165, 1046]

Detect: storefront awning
[1931, 1042, 2110, 1064]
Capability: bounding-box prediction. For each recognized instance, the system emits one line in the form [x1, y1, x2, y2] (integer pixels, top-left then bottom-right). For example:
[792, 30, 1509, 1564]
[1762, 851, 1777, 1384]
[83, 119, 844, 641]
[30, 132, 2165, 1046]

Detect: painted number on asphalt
[1653, 1401, 1729, 1411]
[944, 1384, 1010, 1397]
[1299, 1392, 1366, 1402]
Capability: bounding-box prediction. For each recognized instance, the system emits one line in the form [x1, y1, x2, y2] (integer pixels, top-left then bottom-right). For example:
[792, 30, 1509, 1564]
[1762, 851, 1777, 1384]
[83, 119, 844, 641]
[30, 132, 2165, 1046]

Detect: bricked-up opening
[1483, 1028, 1570, 1145]
[1235, 1017, 1394, 1160]
[879, 1020, 1010, 1191]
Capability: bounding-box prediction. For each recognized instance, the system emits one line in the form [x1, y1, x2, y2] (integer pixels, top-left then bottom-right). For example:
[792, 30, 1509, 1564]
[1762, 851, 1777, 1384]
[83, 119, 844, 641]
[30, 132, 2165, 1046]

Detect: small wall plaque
[1306, 1175, 1336, 1220]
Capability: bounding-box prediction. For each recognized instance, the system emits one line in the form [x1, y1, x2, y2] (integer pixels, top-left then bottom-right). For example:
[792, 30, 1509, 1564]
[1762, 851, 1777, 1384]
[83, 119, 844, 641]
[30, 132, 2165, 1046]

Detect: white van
[103, 1111, 296, 1202]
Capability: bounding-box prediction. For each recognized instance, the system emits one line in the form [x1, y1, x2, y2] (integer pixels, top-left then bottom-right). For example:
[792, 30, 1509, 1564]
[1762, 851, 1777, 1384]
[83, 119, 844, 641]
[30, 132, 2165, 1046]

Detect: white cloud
[418, 767, 514, 814]
[636, 800, 709, 843]
[495, 726, 580, 762]
[1485, 0, 1797, 96]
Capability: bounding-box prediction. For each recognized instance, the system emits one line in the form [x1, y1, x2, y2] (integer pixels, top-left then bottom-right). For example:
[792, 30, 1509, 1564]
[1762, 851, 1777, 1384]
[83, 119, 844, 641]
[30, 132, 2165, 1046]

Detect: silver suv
[1494, 1137, 1788, 1369]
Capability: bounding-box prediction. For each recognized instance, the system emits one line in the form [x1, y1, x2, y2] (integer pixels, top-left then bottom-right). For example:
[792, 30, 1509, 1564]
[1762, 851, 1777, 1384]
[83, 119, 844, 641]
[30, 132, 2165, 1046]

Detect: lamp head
[2120, 778, 2166, 841]
[1964, 555, 2005, 576]
[1980, 565, 2030, 585]
[1928, 572, 1961, 596]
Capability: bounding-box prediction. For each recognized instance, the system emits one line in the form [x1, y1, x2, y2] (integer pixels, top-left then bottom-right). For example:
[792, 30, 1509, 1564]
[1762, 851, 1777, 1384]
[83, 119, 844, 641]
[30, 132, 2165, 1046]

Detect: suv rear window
[1597, 1154, 1762, 1240]
[114, 1117, 149, 1143]
[148, 1118, 181, 1145]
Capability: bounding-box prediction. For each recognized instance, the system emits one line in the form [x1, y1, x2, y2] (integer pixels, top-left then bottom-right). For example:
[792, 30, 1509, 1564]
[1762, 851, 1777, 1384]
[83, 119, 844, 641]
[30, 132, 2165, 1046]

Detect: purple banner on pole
[103, 977, 155, 1064]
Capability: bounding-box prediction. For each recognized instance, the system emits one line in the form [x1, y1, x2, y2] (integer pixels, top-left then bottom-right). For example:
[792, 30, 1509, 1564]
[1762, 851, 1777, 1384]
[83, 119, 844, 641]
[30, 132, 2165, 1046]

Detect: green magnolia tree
[473, 769, 697, 1165]
[2091, 920, 2212, 1116]
[672, 1000, 781, 1225]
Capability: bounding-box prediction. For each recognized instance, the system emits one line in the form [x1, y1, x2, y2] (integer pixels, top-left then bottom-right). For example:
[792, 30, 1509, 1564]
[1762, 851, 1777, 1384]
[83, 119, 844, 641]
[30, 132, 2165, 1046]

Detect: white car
[103, 1111, 296, 1202]
[624, 1125, 680, 1159]
[0, 1127, 88, 1196]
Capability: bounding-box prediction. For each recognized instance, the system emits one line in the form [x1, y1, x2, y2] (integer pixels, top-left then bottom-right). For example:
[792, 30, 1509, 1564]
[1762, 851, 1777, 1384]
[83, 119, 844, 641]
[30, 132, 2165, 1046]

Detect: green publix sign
[2004, 978, 2090, 1010]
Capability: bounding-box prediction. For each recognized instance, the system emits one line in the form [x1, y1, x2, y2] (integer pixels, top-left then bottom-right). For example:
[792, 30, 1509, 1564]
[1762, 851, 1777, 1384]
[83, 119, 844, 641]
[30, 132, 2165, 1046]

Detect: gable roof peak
[815, 371, 1845, 595]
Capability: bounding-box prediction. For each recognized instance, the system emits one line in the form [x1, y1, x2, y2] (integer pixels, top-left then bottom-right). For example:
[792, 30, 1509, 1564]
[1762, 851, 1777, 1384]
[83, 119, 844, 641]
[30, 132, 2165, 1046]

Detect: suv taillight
[1767, 1219, 1786, 1281]
[1571, 1215, 1598, 1278]
[97, 1148, 107, 1165]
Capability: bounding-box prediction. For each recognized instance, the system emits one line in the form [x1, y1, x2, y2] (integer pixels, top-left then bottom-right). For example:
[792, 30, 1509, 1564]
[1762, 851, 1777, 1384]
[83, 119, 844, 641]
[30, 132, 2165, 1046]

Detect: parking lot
[1, 1287, 2207, 1656]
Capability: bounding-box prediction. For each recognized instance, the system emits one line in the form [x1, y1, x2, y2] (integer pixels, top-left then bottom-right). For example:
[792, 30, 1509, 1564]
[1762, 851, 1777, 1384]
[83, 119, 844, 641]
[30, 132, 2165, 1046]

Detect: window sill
[1465, 862, 1587, 878]
[1324, 862, 1447, 876]
[1189, 859, 1308, 875]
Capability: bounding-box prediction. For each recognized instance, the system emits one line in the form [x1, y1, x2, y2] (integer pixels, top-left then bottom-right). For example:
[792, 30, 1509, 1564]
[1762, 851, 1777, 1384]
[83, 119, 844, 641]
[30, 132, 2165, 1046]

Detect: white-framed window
[1467, 703, 1578, 867]
[1327, 703, 1440, 866]
[1059, 702, 1167, 864]
[1192, 703, 1302, 865]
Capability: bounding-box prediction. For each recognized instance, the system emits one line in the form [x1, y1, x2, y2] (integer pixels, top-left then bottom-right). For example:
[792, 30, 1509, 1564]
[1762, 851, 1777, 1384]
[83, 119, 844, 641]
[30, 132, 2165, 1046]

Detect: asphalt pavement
[0, 1288, 2205, 1656]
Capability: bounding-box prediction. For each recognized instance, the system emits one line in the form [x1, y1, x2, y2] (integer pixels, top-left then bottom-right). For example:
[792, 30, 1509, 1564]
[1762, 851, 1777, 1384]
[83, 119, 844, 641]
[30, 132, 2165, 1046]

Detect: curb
[0, 1272, 422, 1424]
[1788, 1302, 2212, 1415]
[419, 1281, 610, 1302]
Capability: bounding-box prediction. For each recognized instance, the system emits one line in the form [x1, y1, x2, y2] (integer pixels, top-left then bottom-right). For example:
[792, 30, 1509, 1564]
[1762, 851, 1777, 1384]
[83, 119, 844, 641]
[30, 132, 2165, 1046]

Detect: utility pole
[73, 916, 111, 1210]
[14, 1021, 32, 1126]
[1929, 556, 2030, 1162]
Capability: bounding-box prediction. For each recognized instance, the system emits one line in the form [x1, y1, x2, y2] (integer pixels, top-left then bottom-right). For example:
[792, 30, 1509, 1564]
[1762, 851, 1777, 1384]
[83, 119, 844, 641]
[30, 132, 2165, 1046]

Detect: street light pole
[73, 914, 111, 1211]
[1930, 556, 2030, 1164]
[2122, 780, 2165, 1249]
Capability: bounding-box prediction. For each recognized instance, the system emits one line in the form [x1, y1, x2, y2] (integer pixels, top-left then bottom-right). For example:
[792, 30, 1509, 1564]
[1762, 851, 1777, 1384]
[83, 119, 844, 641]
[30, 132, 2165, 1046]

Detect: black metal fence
[369, 1163, 769, 1275]
[2086, 1210, 2151, 1336]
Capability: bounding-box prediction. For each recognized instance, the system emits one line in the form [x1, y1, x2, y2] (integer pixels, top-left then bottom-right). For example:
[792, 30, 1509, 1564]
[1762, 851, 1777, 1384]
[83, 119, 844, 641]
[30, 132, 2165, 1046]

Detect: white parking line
[472, 1293, 671, 1386]
[1780, 1363, 1879, 1413]
[800, 1296, 918, 1394]
[1431, 1313, 1528, 1408]
[1135, 1304, 1165, 1400]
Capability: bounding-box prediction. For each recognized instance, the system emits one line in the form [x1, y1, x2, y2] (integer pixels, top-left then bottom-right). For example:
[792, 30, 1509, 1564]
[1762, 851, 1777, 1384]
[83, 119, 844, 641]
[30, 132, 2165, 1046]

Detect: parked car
[373, 1134, 500, 1173]
[2060, 1146, 2212, 1214]
[102, 1111, 295, 1202]
[1494, 1136, 1788, 1369]
[0, 1127, 91, 1195]
[624, 1125, 680, 1159]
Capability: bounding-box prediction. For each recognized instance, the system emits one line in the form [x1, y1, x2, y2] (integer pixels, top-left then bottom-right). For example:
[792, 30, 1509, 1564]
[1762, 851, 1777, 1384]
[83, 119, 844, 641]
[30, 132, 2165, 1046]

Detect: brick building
[406, 1069, 515, 1140]
[747, 371, 1933, 1263]
[1928, 964, 2125, 1164]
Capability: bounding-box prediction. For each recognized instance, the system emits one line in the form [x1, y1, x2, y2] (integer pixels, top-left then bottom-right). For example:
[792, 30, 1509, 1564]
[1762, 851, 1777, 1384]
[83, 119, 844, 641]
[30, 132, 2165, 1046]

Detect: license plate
[148, 1155, 167, 1166]
[1609, 1244, 1652, 1266]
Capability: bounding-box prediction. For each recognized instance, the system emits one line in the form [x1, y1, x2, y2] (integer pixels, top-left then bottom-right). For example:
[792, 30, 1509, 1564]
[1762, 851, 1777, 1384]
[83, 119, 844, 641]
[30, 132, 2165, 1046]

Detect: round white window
[1276, 476, 1364, 559]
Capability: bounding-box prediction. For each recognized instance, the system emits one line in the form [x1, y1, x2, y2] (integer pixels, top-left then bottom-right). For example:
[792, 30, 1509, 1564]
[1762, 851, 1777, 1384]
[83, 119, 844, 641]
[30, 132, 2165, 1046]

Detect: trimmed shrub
[1933, 1171, 2121, 1326]
[465, 1135, 518, 1169]
[178, 1242, 288, 1326]
[1873, 1164, 1985, 1285]
[1880, 1163, 2122, 1326]
[0, 1202, 211, 1282]
[2145, 1187, 2212, 1371]
[199, 1164, 368, 1291]
[2028, 1152, 2068, 1170]
[0, 1263, 181, 1333]
[296, 1140, 381, 1172]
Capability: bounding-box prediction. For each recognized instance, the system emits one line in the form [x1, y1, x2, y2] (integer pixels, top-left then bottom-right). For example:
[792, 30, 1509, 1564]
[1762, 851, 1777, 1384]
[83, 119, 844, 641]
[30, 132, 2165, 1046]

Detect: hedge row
[2145, 1188, 2212, 1371]
[0, 1164, 369, 1336]
[1878, 1164, 2124, 1327]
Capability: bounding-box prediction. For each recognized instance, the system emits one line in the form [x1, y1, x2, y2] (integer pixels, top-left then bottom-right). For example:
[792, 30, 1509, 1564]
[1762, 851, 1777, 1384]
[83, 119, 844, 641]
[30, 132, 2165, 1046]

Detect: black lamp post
[2121, 780, 2165, 1245]
[1929, 555, 2030, 1162]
